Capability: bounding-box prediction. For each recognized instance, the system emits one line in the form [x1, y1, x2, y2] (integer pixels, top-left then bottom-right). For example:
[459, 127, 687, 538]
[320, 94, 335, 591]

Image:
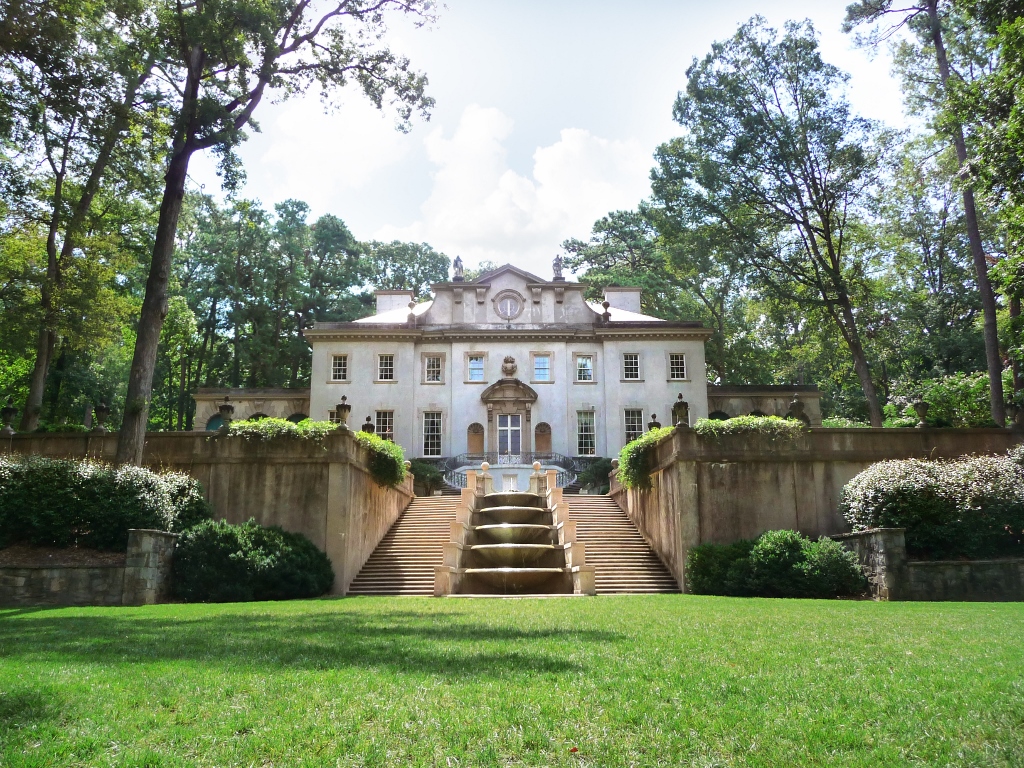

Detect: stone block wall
[0, 529, 178, 607]
[832, 528, 907, 600]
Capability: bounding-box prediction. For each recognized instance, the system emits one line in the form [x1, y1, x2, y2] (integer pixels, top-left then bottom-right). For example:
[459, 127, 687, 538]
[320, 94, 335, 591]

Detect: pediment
[471, 263, 547, 285]
[480, 378, 538, 404]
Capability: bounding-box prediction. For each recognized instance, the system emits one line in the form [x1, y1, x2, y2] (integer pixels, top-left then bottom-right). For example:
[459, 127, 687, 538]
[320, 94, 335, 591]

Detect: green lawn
[1, 596, 1022, 767]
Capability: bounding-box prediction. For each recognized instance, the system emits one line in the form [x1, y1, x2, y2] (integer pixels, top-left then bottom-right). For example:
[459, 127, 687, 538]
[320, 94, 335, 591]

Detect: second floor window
[468, 355, 485, 382]
[624, 409, 644, 443]
[425, 355, 442, 383]
[378, 354, 395, 381]
[331, 354, 348, 381]
[423, 411, 442, 456]
[534, 354, 551, 382]
[375, 410, 394, 441]
[623, 353, 640, 380]
[669, 353, 687, 380]
[576, 355, 594, 382]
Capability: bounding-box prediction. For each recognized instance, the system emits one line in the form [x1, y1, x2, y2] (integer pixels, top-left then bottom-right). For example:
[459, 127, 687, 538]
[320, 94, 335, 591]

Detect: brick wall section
[834, 528, 1024, 601]
[0, 529, 177, 607]
[121, 529, 178, 605]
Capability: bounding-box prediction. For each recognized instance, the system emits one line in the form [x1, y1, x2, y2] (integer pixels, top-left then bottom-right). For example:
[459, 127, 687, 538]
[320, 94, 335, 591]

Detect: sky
[189, 0, 909, 279]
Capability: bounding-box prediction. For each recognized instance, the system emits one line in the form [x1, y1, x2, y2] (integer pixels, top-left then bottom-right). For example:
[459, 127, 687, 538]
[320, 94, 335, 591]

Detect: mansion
[193, 263, 820, 480]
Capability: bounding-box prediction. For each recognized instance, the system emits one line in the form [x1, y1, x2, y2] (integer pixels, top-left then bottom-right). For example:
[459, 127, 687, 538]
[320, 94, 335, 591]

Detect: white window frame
[422, 352, 445, 384]
[573, 353, 595, 384]
[375, 410, 394, 442]
[667, 352, 687, 381]
[422, 411, 443, 456]
[576, 410, 596, 456]
[621, 352, 642, 382]
[331, 354, 348, 382]
[465, 352, 487, 383]
[377, 353, 395, 382]
[624, 408, 644, 443]
[531, 352, 553, 384]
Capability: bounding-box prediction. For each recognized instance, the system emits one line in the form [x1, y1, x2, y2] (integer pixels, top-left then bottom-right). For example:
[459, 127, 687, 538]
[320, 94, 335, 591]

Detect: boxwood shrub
[173, 519, 334, 602]
[685, 529, 866, 598]
[0, 455, 212, 550]
[840, 452, 1024, 559]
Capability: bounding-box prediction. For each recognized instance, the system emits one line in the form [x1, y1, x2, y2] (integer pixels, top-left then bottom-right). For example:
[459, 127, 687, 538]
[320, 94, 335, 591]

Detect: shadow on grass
[0, 687, 62, 728]
[0, 608, 620, 677]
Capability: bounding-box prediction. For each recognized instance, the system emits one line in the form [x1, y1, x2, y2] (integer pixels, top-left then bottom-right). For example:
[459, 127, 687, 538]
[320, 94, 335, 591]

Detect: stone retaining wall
[0, 529, 178, 607]
[2, 429, 415, 595]
[834, 528, 1024, 601]
[609, 427, 1023, 593]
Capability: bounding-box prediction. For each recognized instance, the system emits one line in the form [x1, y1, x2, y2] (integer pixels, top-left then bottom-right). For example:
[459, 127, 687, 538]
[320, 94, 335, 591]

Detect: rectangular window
[378, 354, 395, 381]
[624, 409, 644, 443]
[424, 355, 442, 383]
[622, 353, 640, 380]
[533, 354, 551, 382]
[669, 353, 687, 380]
[375, 410, 394, 442]
[331, 354, 348, 381]
[468, 354, 485, 382]
[423, 411, 442, 456]
[328, 409, 341, 424]
[577, 411, 596, 456]
[576, 355, 594, 382]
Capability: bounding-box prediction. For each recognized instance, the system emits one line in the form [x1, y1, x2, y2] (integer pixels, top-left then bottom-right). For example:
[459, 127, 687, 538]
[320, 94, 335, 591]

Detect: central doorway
[497, 413, 522, 463]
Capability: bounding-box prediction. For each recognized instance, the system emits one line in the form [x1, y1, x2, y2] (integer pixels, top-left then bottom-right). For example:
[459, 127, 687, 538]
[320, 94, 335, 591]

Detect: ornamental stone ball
[532, 461, 542, 471]
[480, 461, 490, 472]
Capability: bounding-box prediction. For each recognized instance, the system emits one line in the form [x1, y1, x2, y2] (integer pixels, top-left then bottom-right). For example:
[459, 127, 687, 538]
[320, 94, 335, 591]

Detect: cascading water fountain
[434, 463, 596, 596]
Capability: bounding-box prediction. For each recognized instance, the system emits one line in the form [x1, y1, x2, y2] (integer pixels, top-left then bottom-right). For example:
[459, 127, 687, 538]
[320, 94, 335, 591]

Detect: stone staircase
[567, 495, 679, 594]
[347, 496, 459, 596]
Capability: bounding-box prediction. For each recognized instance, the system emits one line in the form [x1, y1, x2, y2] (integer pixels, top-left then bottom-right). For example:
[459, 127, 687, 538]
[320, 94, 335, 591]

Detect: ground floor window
[577, 411, 596, 456]
[423, 411, 442, 456]
[624, 409, 644, 443]
[375, 410, 394, 441]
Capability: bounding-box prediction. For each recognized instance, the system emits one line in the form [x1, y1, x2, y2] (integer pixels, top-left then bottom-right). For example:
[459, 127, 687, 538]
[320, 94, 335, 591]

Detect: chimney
[375, 289, 415, 315]
[603, 286, 642, 314]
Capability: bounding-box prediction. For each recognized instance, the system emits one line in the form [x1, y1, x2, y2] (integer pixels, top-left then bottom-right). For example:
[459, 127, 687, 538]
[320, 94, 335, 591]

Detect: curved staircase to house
[566, 495, 679, 594]
[347, 496, 459, 596]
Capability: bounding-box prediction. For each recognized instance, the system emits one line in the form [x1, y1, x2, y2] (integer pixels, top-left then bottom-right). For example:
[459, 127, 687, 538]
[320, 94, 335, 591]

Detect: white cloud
[374, 104, 651, 275]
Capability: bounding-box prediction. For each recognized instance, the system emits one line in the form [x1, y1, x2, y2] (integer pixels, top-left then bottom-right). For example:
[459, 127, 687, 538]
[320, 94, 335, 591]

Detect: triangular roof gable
[470, 263, 548, 285]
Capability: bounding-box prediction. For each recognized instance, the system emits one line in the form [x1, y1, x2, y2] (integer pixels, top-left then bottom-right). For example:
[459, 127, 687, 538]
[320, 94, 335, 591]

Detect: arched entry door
[467, 422, 485, 453]
[534, 422, 552, 453]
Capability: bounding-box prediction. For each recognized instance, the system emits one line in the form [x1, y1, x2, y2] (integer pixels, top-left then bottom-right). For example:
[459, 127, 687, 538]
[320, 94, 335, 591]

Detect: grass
[1, 596, 1022, 767]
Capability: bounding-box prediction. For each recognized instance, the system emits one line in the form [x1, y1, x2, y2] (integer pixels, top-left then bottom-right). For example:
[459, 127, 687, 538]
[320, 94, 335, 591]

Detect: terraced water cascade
[434, 465, 595, 596]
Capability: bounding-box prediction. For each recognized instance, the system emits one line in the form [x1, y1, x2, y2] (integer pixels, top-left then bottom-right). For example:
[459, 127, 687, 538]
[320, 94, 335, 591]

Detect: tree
[844, 0, 1006, 423]
[1, 0, 163, 430]
[652, 18, 888, 425]
[359, 240, 450, 300]
[116, 0, 435, 463]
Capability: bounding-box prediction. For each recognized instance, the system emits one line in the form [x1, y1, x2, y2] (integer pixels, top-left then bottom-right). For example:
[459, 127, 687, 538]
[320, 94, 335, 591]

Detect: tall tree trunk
[19, 66, 149, 431]
[926, 0, 1006, 424]
[116, 147, 193, 463]
[836, 298, 884, 427]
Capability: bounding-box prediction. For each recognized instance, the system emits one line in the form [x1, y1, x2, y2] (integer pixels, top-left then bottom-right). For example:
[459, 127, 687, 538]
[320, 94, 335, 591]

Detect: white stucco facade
[304, 265, 712, 460]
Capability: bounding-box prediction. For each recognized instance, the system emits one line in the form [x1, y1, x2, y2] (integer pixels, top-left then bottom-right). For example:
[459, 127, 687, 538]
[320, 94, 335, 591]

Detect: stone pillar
[833, 528, 907, 601]
[121, 529, 178, 605]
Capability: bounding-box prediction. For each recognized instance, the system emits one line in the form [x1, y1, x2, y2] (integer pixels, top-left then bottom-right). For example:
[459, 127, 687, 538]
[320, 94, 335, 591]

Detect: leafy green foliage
[225, 417, 336, 442]
[353, 431, 407, 488]
[693, 415, 805, 441]
[616, 427, 674, 490]
[0, 455, 211, 550]
[821, 417, 870, 428]
[685, 530, 866, 598]
[173, 519, 334, 602]
[576, 457, 614, 494]
[408, 458, 444, 495]
[840, 453, 1024, 559]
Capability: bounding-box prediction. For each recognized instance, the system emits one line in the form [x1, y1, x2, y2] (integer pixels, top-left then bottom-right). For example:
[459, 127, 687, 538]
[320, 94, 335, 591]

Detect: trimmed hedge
[840, 451, 1024, 559]
[353, 430, 407, 488]
[225, 417, 337, 441]
[173, 519, 334, 602]
[0, 455, 212, 550]
[693, 415, 805, 441]
[617, 427, 674, 490]
[685, 530, 866, 598]
[408, 458, 444, 495]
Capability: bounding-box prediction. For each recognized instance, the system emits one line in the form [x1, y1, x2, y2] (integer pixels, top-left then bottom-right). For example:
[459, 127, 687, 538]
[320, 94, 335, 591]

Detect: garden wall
[1, 430, 414, 595]
[835, 528, 1024, 601]
[609, 427, 1023, 592]
[0, 529, 177, 607]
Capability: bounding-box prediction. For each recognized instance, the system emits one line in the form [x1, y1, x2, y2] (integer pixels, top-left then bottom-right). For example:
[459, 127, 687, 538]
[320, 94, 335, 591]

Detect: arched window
[708, 410, 730, 421]
[205, 415, 225, 431]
